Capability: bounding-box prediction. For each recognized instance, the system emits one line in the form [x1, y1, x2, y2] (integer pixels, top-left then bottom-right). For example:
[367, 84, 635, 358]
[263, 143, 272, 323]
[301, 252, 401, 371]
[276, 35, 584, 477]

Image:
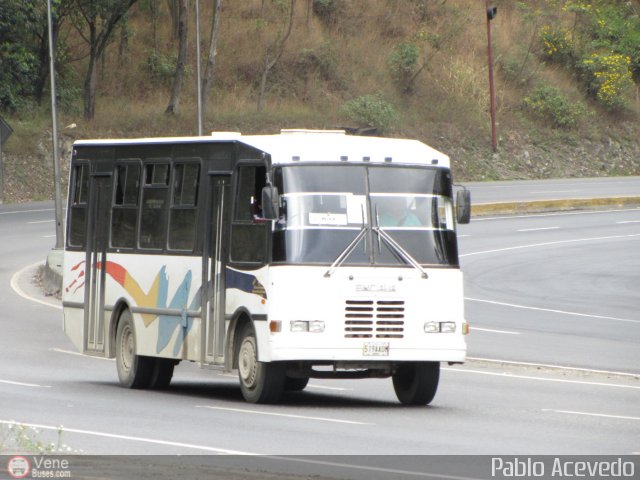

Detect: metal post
[195, 0, 203, 135]
[0, 137, 4, 203]
[48, 0, 64, 249]
[486, 1, 498, 152]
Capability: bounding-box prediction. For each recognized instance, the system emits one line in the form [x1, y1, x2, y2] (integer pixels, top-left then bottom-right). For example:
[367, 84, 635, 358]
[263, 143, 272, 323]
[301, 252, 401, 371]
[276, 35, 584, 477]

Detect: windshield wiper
[373, 227, 429, 279]
[323, 226, 367, 278]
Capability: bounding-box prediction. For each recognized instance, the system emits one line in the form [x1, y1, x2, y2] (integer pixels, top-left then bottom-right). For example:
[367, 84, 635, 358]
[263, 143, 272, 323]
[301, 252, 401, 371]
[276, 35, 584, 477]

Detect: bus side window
[111, 162, 141, 249]
[139, 162, 170, 250]
[230, 165, 267, 264]
[68, 163, 89, 248]
[169, 162, 200, 251]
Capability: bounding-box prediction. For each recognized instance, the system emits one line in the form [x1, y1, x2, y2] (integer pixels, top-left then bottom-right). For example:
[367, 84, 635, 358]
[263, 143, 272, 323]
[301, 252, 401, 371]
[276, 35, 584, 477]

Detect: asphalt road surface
[466, 176, 640, 204]
[0, 181, 638, 478]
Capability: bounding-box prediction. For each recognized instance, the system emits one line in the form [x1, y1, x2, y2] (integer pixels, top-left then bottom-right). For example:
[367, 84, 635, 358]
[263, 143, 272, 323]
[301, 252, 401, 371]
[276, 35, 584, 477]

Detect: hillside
[1, 0, 639, 203]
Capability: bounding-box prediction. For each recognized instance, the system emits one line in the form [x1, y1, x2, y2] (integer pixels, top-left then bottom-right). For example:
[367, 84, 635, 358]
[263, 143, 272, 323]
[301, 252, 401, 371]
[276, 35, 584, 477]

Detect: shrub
[341, 93, 398, 132]
[539, 25, 574, 65]
[523, 85, 586, 128]
[580, 52, 633, 110]
[388, 42, 420, 91]
[147, 50, 177, 85]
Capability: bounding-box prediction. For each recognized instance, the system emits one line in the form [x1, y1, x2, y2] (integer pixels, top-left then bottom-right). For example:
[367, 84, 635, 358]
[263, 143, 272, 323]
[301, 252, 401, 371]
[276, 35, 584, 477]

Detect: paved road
[459, 207, 640, 373]
[0, 181, 639, 474]
[465, 176, 640, 204]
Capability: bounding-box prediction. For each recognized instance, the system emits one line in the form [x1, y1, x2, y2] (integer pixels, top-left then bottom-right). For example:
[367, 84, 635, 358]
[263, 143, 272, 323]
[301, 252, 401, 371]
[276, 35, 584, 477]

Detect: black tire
[284, 376, 310, 392]
[115, 310, 155, 389]
[237, 323, 285, 403]
[148, 358, 177, 390]
[392, 362, 440, 405]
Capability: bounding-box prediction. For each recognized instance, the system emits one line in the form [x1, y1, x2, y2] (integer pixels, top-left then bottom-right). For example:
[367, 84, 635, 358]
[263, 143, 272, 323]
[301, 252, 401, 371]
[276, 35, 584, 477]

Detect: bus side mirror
[261, 185, 280, 220]
[456, 189, 471, 224]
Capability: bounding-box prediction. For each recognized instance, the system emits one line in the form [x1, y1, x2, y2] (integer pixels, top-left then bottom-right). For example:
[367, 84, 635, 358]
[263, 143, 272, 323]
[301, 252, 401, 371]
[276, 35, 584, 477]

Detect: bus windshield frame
[271, 164, 459, 267]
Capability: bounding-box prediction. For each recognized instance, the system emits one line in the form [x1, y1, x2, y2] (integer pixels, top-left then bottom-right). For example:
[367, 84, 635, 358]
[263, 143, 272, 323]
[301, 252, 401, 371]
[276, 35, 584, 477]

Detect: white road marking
[617, 220, 640, 224]
[0, 419, 254, 454]
[457, 234, 471, 238]
[467, 357, 639, 378]
[460, 233, 640, 257]
[196, 405, 373, 425]
[517, 226, 559, 232]
[542, 409, 640, 422]
[443, 367, 640, 390]
[0, 379, 51, 388]
[42, 234, 56, 238]
[307, 384, 350, 391]
[472, 207, 640, 221]
[529, 190, 580, 194]
[465, 297, 640, 324]
[10, 262, 62, 310]
[470, 327, 520, 335]
[50, 348, 114, 361]
[0, 208, 55, 215]
[28, 219, 55, 224]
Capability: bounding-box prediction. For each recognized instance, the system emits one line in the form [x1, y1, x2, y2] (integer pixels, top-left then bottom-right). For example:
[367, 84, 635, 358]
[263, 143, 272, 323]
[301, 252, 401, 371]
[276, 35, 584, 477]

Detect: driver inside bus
[378, 197, 422, 227]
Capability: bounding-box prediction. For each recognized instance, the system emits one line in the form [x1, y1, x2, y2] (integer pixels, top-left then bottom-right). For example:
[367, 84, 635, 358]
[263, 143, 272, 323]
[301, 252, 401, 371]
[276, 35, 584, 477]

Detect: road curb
[472, 196, 640, 217]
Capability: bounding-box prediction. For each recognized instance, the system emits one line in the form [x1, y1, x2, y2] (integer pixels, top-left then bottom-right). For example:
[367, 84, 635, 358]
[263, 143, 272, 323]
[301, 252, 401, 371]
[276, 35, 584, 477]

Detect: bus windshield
[272, 164, 459, 267]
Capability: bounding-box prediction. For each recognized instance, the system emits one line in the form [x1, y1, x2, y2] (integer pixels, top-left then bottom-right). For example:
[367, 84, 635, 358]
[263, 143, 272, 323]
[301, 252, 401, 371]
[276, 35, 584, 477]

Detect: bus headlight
[424, 322, 457, 333]
[440, 322, 456, 333]
[424, 322, 440, 333]
[309, 320, 325, 333]
[290, 321, 309, 332]
[290, 321, 325, 333]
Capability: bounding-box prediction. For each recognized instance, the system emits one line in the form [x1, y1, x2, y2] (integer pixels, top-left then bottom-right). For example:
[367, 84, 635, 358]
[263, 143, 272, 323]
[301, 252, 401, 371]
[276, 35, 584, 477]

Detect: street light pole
[195, 0, 203, 135]
[485, 1, 498, 152]
[47, 0, 64, 249]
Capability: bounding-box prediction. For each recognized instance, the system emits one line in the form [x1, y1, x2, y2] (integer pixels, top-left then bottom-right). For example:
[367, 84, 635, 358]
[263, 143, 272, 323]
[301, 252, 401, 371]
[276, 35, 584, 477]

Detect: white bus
[62, 129, 471, 405]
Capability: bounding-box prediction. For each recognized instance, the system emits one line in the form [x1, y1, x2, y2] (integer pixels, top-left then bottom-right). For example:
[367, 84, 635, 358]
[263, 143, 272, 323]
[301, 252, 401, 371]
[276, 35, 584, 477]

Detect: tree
[257, 0, 296, 112]
[201, 0, 223, 120]
[165, 0, 188, 115]
[71, 0, 138, 120]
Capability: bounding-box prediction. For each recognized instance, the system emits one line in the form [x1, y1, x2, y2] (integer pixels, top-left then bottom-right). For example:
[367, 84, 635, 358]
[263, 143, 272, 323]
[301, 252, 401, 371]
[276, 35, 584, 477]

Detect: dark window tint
[114, 163, 141, 206]
[68, 164, 89, 247]
[230, 165, 267, 263]
[112, 163, 141, 249]
[168, 162, 200, 251]
[140, 163, 170, 249]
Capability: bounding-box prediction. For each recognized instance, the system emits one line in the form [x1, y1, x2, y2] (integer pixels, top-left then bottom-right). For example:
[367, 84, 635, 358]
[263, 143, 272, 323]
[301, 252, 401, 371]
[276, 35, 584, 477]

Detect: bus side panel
[62, 250, 87, 352]
[99, 253, 203, 361]
[224, 266, 270, 361]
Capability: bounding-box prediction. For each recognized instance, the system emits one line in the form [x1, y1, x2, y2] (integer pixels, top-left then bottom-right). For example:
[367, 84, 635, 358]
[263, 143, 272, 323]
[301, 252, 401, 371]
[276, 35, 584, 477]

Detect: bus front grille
[344, 300, 405, 338]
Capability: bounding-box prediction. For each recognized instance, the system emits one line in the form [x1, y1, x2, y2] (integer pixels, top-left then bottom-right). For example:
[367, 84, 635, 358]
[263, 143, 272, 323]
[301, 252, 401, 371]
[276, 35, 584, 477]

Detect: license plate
[363, 342, 389, 356]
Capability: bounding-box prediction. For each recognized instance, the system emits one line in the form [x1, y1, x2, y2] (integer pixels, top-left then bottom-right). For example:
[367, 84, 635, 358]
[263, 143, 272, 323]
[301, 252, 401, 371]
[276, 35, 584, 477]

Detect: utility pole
[195, 0, 203, 135]
[48, 0, 64, 249]
[485, 1, 498, 152]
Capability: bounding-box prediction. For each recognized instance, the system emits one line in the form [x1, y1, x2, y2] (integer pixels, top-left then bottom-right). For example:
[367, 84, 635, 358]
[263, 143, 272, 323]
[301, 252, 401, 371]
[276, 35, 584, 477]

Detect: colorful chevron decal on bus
[65, 260, 200, 355]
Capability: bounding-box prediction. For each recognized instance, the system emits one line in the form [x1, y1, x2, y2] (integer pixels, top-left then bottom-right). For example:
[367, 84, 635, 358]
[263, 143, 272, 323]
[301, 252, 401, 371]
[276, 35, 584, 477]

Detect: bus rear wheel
[392, 362, 440, 405]
[237, 323, 285, 403]
[148, 358, 177, 390]
[115, 310, 154, 389]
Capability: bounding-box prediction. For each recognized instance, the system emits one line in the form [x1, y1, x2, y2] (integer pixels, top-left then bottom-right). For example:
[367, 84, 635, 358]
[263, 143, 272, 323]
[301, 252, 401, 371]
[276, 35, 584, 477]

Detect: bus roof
[73, 130, 450, 168]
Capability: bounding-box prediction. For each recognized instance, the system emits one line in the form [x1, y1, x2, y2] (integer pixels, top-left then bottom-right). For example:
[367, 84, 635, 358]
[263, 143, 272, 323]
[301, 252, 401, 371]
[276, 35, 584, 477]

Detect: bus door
[203, 175, 231, 364]
[84, 173, 112, 355]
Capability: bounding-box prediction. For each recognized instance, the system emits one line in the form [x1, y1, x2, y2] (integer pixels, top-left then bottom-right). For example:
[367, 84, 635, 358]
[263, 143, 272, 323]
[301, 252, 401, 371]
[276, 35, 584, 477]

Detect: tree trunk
[168, 0, 180, 40]
[165, 0, 189, 115]
[201, 0, 223, 120]
[151, 1, 159, 51]
[256, 0, 295, 112]
[84, 43, 98, 120]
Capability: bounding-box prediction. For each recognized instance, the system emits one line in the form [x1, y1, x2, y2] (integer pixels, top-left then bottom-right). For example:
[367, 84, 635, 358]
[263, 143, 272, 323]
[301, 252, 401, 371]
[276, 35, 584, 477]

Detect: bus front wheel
[115, 310, 154, 389]
[237, 323, 285, 403]
[392, 362, 440, 405]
